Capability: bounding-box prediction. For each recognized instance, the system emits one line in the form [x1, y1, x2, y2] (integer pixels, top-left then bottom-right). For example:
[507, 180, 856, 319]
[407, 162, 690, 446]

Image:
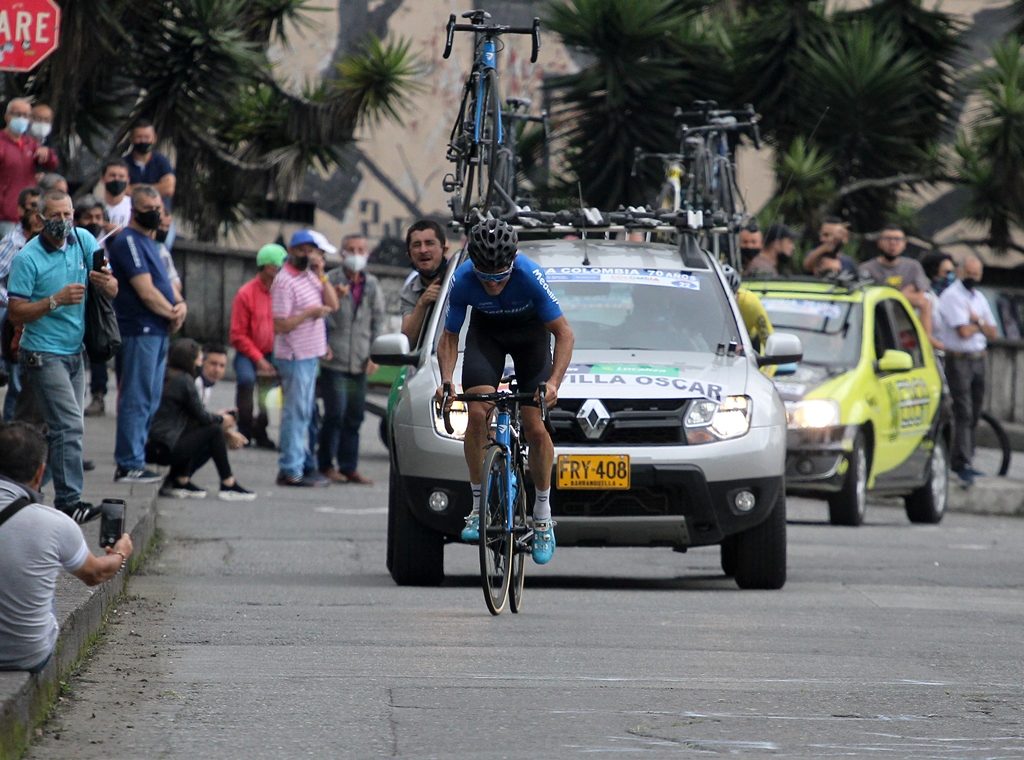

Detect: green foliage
[2, 0, 418, 240]
[762, 136, 835, 242]
[956, 37, 1024, 251]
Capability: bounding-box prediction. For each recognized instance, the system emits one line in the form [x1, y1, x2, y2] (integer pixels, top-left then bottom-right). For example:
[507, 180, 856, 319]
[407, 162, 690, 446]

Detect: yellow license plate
[556, 454, 630, 490]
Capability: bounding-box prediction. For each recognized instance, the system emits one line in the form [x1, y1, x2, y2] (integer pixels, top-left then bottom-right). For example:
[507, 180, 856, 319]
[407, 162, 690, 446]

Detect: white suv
[373, 235, 801, 589]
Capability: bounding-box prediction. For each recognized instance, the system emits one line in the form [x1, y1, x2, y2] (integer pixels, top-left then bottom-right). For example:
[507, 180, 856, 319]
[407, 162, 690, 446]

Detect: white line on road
[314, 506, 387, 515]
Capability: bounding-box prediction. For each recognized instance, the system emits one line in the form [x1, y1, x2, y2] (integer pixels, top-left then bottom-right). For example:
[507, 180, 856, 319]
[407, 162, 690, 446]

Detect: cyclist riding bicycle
[723, 264, 775, 372]
[435, 219, 575, 564]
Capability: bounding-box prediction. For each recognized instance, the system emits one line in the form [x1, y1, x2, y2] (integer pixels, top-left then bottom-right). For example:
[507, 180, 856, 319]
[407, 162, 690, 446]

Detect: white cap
[308, 230, 338, 255]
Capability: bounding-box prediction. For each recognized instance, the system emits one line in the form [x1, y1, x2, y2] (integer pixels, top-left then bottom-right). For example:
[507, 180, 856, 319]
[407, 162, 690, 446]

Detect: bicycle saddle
[462, 10, 491, 22]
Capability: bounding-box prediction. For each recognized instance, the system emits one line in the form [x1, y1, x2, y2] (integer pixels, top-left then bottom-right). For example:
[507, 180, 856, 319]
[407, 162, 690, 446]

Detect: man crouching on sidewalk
[0, 422, 133, 673]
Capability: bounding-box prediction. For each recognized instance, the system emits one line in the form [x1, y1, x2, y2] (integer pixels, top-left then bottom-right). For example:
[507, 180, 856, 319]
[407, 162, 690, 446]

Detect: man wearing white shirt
[936, 255, 998, 486]
[100, 158, 132, 236]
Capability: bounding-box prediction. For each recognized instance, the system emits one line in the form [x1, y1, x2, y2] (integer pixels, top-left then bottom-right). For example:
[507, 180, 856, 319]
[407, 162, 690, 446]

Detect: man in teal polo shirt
[7, 190, 119, 522]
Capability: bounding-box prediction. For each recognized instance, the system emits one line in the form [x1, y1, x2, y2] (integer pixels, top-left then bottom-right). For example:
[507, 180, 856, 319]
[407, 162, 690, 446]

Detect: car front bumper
[784, 425, 856, 494]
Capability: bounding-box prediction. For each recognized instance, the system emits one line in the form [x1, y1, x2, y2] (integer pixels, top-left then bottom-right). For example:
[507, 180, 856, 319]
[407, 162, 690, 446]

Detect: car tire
[733, 489, 787, 590]
[388, 465, 444, 586]
[720, 536, 737, 577]
[904, 437, 948, 524]
[828, 433, 868, 526]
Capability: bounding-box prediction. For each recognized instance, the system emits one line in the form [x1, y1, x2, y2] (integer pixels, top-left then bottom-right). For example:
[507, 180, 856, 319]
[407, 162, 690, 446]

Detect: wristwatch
[48, 295, 58, 311]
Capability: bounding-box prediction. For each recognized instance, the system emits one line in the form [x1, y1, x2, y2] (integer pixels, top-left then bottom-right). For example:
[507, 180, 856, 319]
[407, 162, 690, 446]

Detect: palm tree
[1, 0, 419, 241]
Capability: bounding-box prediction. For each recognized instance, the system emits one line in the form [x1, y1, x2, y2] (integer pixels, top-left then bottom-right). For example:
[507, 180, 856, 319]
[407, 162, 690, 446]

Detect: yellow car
[745, 278, 950, 526]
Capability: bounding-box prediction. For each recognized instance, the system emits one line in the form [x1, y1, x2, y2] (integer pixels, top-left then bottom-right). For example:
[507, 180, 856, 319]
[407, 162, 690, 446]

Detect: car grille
[554, 486, 684, 517]
[550, 398, 687, 445]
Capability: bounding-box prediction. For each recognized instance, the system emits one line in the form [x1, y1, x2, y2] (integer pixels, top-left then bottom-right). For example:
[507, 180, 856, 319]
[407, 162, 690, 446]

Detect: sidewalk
[0, 409, 160, 759]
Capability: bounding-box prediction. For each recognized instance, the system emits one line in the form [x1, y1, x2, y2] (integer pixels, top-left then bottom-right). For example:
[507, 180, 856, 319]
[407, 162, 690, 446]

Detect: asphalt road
[25, 411, 1024, 759]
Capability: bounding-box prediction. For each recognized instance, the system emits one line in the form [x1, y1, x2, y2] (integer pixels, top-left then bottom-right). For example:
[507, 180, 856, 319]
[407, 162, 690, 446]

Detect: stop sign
[0, 0, 61, 73]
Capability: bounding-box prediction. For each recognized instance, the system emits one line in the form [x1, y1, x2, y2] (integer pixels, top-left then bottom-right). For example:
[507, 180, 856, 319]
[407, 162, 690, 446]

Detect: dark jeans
[157, 423, 233, 482]
[89, 358, 109, 396]
[945, 354, 986, 472]
[233, 353, 277, 441]
[317, 369, 367, 474]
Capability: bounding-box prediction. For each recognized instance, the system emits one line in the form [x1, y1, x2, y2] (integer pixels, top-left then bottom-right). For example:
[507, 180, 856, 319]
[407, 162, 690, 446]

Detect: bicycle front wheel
[479, 445, 512, 615]
[508, 462, 528, 613]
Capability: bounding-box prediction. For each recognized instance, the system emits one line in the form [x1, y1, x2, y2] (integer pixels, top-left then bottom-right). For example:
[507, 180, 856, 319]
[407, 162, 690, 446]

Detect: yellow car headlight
[432, 399, 469, 440]
[786, 399, 840, 429]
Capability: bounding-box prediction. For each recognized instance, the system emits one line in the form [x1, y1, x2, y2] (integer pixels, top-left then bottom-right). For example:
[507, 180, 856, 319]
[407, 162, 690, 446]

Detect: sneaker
[115, 467, 162, 484]
[60, 501, 102, 525]
[159, 479, 208, 499]
[532, 520, 556, 565]
[954, 469, 975, 488]
[83, 395, 105, 417]
[219, 482, 256, 501]
[966, 466, 987, 478]
[461, 512, 480, 542]
[276, 472, 329, 488]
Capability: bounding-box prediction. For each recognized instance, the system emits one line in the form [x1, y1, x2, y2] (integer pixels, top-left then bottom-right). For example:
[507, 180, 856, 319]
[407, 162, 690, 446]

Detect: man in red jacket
[229, 243, 286, 449]
[0, 99, 58, 237]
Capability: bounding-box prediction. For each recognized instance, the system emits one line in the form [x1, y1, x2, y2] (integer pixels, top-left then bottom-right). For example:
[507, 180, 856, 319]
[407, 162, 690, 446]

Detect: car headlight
[432, 399, 469, 440]
[684, 395, 751, 442]
[786, 399, 840, 429]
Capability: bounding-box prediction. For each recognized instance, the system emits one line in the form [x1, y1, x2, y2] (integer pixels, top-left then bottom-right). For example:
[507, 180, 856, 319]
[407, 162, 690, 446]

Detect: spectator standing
[271, 230, 338, 487]
[28, 103, 54, 148]
[72, 196, 115, 419]
[399, 219, 451, 343]
[802, 217, 857, 277]
[737, 224, 763, 272]
[6, 191, 117, 522]
[858, 224, 936, 345]
[146, 339, 254, 501]
[229, 243, 285, 449]
[108, 186, 186, 484]
[745, 224, 795, 277]
[100, 158, 132, 234]
[936, 255, 998, 487]
[0, 187, 42, 421]
[126, 121, 175, 210]
[0, 422, 133, 673]
[0, 98, 58, 237]
[318, 234, 385, 485]
[921, 252, 957, 352]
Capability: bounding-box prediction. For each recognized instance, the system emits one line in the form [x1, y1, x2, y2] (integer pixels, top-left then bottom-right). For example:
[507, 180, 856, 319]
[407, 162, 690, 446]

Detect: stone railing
[986, 339, 1024, 425]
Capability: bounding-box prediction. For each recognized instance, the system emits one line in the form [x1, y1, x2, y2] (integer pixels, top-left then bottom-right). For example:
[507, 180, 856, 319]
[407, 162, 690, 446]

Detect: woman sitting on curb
[146, 338, 255, 501]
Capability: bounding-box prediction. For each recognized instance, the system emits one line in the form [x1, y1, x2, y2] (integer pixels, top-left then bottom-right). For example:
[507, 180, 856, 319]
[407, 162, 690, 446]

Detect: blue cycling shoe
[532, 520, 556, 565]
[461, 512, 480, 542]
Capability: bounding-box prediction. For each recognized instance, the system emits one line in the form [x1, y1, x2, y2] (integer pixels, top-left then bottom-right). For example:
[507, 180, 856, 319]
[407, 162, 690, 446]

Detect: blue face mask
[933, 271, 955, 295]
[8, 116, 29, 136]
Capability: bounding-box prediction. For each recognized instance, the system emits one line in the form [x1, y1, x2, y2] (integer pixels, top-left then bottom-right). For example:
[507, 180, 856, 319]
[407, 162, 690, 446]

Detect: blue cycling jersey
[444, 255, 563, 333]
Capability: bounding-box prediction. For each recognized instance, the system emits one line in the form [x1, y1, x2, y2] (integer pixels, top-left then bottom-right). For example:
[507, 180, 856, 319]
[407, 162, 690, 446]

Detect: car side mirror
[875, 349, 913, 374]
[371, 333, 419, 366]
[757, 332, 803, 367]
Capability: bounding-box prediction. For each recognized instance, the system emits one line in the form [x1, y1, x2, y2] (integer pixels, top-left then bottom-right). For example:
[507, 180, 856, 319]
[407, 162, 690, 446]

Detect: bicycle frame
[474, 39, 503, 147]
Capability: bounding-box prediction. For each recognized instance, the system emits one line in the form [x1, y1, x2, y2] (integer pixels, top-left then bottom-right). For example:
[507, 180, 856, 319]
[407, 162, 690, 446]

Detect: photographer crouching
[0, 422, 132, 672]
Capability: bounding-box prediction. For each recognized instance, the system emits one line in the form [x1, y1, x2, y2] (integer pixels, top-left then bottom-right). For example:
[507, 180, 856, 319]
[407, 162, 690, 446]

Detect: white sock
[470, 483, 481, 513]
[533, 488, 551, 522]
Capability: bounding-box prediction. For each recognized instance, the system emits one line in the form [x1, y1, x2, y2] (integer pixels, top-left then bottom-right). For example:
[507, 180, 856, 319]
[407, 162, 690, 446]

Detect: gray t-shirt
[858, 257, 929, 293]
[399, 270, 426, 316]
[0, 482, 89, 670]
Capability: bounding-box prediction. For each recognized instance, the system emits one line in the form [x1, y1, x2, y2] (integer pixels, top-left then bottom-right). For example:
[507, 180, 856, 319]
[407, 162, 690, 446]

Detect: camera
[99, 499, 126, 548]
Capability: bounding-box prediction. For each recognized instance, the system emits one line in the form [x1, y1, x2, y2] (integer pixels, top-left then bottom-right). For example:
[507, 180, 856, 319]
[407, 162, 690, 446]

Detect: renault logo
[577, 399, 610, 440]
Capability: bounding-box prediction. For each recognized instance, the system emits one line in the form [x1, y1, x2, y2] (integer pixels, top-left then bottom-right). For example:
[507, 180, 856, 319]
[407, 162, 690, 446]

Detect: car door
[871, 297, 937, 488]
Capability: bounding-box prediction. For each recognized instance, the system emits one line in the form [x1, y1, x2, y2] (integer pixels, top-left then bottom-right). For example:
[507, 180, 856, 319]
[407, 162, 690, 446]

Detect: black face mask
[133, 141, 154, 154]
[291, 254, 310, 271]
[134, 208, 161, 230]
[739, 247, 760, 262]
[83, 223, 103, 238]
[104, 180, 127, 196]
[962, 277, 978, 291]
[155, 229, 168, 244]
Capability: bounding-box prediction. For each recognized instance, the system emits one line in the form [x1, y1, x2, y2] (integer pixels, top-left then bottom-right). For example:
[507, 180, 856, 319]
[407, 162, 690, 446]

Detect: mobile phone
[99, 499, 126, 548]
[92, 250, 105, 271]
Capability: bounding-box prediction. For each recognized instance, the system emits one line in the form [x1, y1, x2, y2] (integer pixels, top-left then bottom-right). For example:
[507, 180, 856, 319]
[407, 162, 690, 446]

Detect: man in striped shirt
[272, 230, 339, 487]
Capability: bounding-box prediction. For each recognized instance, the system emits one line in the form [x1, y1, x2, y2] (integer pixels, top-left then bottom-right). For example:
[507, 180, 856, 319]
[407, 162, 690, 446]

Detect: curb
[0, 481, 159, 760]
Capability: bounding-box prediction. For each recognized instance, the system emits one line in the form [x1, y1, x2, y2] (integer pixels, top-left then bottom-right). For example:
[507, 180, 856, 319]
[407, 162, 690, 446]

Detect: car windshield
[761, 298, 862, 368]
[545, 267, 739, 352]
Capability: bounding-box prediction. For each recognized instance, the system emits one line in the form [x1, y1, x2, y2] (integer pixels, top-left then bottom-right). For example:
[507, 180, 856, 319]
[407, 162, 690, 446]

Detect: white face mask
[29, 122, 51, 140]
[344, 254, 368, 273]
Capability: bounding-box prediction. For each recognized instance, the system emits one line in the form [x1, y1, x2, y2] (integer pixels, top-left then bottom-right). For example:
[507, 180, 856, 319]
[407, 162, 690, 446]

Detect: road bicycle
[441, 10, 540, 225]
[439, 379, 547, 615]
[490, 97, 549, 213]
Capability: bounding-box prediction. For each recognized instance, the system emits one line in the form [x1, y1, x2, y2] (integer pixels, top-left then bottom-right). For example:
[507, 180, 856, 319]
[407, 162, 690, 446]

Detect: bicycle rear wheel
[462, 73, 501, 222]
[508, 462, 528, 613]
[479, 445, 512, 615]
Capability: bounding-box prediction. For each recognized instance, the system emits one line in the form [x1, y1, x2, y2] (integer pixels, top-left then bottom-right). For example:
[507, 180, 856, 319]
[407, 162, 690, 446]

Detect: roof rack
[451, 206, 735, 235]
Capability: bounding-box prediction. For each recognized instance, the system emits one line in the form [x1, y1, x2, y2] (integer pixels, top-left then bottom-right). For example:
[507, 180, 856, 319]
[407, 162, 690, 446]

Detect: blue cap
[289, 229, 317, 248]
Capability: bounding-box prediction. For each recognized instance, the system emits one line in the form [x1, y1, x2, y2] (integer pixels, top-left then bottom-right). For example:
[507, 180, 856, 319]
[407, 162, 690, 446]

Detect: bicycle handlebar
[438, 382, 547, 435]
[443, 14, 541, 63]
